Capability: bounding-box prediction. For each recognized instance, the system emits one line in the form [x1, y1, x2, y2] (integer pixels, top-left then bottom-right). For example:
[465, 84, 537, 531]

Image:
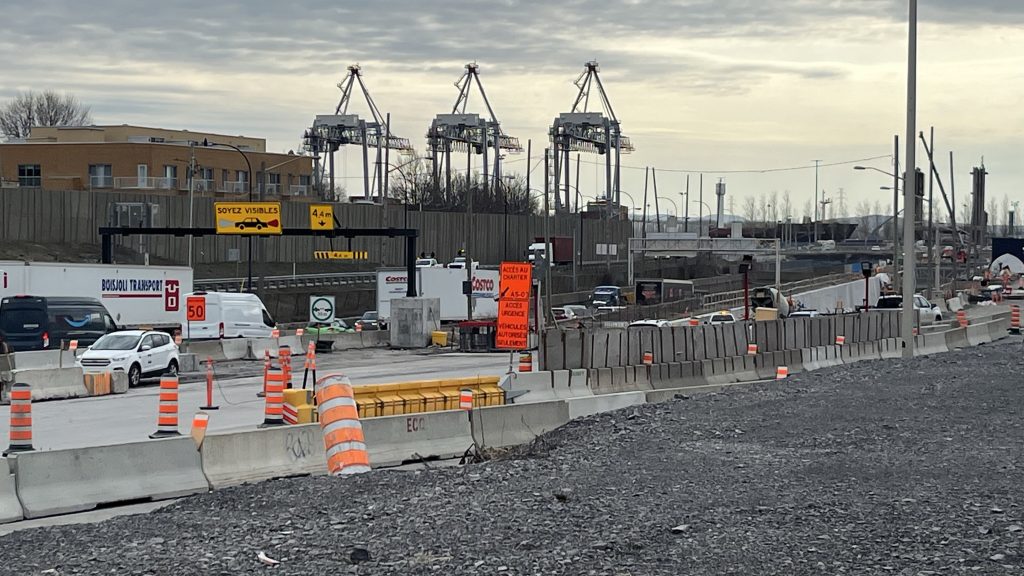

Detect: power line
[572, 154, 893, 175]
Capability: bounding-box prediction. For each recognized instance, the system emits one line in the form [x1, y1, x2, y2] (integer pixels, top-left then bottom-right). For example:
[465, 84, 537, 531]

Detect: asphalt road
[0, 350, 513, 451]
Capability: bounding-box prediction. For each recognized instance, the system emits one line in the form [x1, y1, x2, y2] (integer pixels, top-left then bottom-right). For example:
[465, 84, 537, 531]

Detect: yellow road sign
[310, 204, 334, 230]
[214, 202, 283, 235]
[313, 250, 369, 260]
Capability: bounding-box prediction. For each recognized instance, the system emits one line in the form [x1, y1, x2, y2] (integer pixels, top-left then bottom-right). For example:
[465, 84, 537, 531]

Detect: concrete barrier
[471, 400, 570, 449]
[319, 331, 389, 351]
[567, 391, 646, 419]
[200, 424, 327, 489]
[0, 460, 21, 524]
[12, 368, 87, 401]
[988, 317, 1010, 341]
[879, 338, 901, 360]
[965, 323, 992, 347]
[801, 348, 821, 372]
[552, 369, 595, 400]
[10, 350, 78, 371]
[363, 410, 474, 466]
[503, 371, 556, 402]
[914, 332, 949, 357]
[185, 339, 249, 361]
[944, 327, 970, 350]
[14, 437, 210, 519]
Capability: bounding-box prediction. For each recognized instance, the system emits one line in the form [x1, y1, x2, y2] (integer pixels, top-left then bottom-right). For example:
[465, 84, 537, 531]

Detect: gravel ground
[3, 338, 1024, 575]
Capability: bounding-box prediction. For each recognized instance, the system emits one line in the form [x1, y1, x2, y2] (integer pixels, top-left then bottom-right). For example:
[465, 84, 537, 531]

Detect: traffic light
[913, 168, 925, 223]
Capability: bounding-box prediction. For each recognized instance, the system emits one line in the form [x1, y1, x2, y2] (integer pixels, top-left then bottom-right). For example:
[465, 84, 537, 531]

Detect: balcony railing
[219, 181, 249, 194]
[288, 185, 309, 196]
[89, 176, 114, 188]
[264, 183, 281, 195]
[113, 177, 179, 190]
[193, 179, 214, 192]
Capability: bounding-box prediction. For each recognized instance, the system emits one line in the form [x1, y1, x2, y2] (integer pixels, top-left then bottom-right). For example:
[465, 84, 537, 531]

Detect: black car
[0, 296, 118, 352]
[354, 311, 386, 331]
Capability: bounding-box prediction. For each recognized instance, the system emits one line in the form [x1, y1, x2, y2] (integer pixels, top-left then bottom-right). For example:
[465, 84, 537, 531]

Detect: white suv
[77, 330, 179, 387]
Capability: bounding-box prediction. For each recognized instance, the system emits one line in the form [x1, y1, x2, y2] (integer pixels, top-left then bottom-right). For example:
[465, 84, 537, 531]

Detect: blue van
[0, 296, 118, 352]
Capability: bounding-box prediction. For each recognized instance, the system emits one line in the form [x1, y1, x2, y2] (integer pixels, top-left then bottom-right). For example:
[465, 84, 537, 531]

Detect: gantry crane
[303, 65, 412, 200]
[549, 61, 634, 213]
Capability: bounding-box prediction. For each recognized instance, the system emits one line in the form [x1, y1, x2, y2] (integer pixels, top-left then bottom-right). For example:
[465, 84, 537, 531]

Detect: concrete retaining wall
[200, 424, 327, 489]
[14, 437, 210, 519]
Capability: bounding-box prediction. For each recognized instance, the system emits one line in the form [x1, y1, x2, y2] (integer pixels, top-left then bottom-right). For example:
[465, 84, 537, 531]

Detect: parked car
[707, 311, 737, 325]
[629, 319, 668, 328]
[182, 291, 276, 339]
[77, 330, 179, 387]
[0, 296, 117, 352]
[355, 311, 386, 331]
[789, 310, 820, 318]
[874, 294, 943, 324]
[415, 258, 441, 268]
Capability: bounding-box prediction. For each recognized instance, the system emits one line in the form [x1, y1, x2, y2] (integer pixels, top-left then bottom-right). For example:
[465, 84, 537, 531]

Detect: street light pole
[901, 0, 918, 358]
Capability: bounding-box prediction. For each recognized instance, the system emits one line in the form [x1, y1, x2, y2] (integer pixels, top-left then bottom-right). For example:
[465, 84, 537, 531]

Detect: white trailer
[0, 261, 193, 329]
[377, 268, 500, 321]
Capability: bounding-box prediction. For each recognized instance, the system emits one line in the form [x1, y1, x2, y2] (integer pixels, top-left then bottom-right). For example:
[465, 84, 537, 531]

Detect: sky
[2, 0, 1022, 222]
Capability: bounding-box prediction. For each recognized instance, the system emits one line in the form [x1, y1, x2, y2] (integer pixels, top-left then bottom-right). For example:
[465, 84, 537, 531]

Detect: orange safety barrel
[956, 309, 968, 328]
[746, 344, 758, 355]
[835, 335, 846, 346]
[260, 368, 286, 428]
[518, 352, 532, 373]
[149, 376, 181, 438]
[775, 366, 789, 380]
[316, 374, 371, 475]
[642, 351, 654, 365]
[4, 382, 34, 456]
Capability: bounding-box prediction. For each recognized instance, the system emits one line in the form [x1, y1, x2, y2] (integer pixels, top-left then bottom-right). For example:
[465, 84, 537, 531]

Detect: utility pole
[187, 143, 196, 267]
[682, 174, 689, 233]
[901, 0, 918, 358]
[926, 126, 935, 297]
[813, 160, 820, 243]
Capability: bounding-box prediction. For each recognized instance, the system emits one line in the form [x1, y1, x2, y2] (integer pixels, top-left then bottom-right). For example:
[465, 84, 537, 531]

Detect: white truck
[0, 261, 193, 330]
[376, 267, 500, 321]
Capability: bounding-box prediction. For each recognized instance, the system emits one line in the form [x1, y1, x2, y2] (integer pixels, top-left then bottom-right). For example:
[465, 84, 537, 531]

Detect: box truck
[0, 261, 193, 330]
[376, 267, 500, 321]
[635, 279, 695, 306]
[526, 236, 573, 265]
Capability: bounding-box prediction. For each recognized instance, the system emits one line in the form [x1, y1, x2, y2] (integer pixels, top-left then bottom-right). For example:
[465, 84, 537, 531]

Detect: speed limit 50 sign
[309, 296, 336, 323]
[186, 295, 206, 322]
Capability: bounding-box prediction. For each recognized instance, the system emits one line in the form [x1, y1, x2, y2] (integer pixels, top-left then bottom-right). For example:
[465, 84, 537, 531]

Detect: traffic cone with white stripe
[150, 376, 181, 438]
[4, 383, 33, 456]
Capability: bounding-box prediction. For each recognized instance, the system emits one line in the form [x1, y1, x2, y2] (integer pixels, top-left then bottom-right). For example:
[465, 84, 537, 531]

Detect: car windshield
[91, 333, 142, 350]
[710, 315, 733, 322]
[362, 312, 377, 321]
[416, 259, 433, 266]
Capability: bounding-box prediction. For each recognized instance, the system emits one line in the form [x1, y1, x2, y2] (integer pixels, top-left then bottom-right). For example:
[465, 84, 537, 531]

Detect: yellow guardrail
[353, 376, 504, 418]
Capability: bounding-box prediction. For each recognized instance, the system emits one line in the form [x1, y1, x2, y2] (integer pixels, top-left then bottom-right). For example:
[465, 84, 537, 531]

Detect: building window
[18, 164, 41, 187]
[267, 172, 280, 194]
[236, 170, 248, 183]
[195, 167, 214, 192]
[221, 169, 229, 184]
[161, 165, 178, 190]
[88, 164, 112, 188]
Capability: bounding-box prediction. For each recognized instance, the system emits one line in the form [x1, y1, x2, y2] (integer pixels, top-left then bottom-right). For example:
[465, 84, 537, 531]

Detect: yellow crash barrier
[350, 376, 504, 418]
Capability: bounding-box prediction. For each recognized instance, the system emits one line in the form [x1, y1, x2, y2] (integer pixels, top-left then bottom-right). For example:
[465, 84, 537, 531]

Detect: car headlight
[111, 356, 129, 362]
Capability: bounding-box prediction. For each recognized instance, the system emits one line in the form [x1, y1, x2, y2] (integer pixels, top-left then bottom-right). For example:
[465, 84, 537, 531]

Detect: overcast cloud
[2, 0, 1022, 217]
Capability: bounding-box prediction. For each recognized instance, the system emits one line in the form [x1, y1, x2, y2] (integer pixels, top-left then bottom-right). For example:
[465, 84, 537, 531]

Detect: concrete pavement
[0, 350, 512, 451]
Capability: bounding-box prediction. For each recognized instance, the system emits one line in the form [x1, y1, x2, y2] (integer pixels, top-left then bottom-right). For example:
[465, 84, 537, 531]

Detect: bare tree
[1001, 194, 1011, 235]
[0, 90, 92, 139]
[741, 196, 758, 222]
[802, 199, 813, 223]
[781, 190, 792, 220]
[767, 190, 779, 222]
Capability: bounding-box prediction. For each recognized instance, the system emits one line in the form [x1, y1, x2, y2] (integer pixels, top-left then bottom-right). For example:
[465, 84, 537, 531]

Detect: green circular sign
[310, 296, 335, 322]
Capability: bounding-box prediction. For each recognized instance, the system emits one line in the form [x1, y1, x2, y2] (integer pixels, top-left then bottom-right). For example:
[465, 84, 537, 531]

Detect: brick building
[0, 125, 315, 198]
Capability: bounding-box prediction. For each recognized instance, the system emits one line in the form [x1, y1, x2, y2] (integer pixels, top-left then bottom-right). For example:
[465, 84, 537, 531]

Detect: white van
[181, 291, 276, 339]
